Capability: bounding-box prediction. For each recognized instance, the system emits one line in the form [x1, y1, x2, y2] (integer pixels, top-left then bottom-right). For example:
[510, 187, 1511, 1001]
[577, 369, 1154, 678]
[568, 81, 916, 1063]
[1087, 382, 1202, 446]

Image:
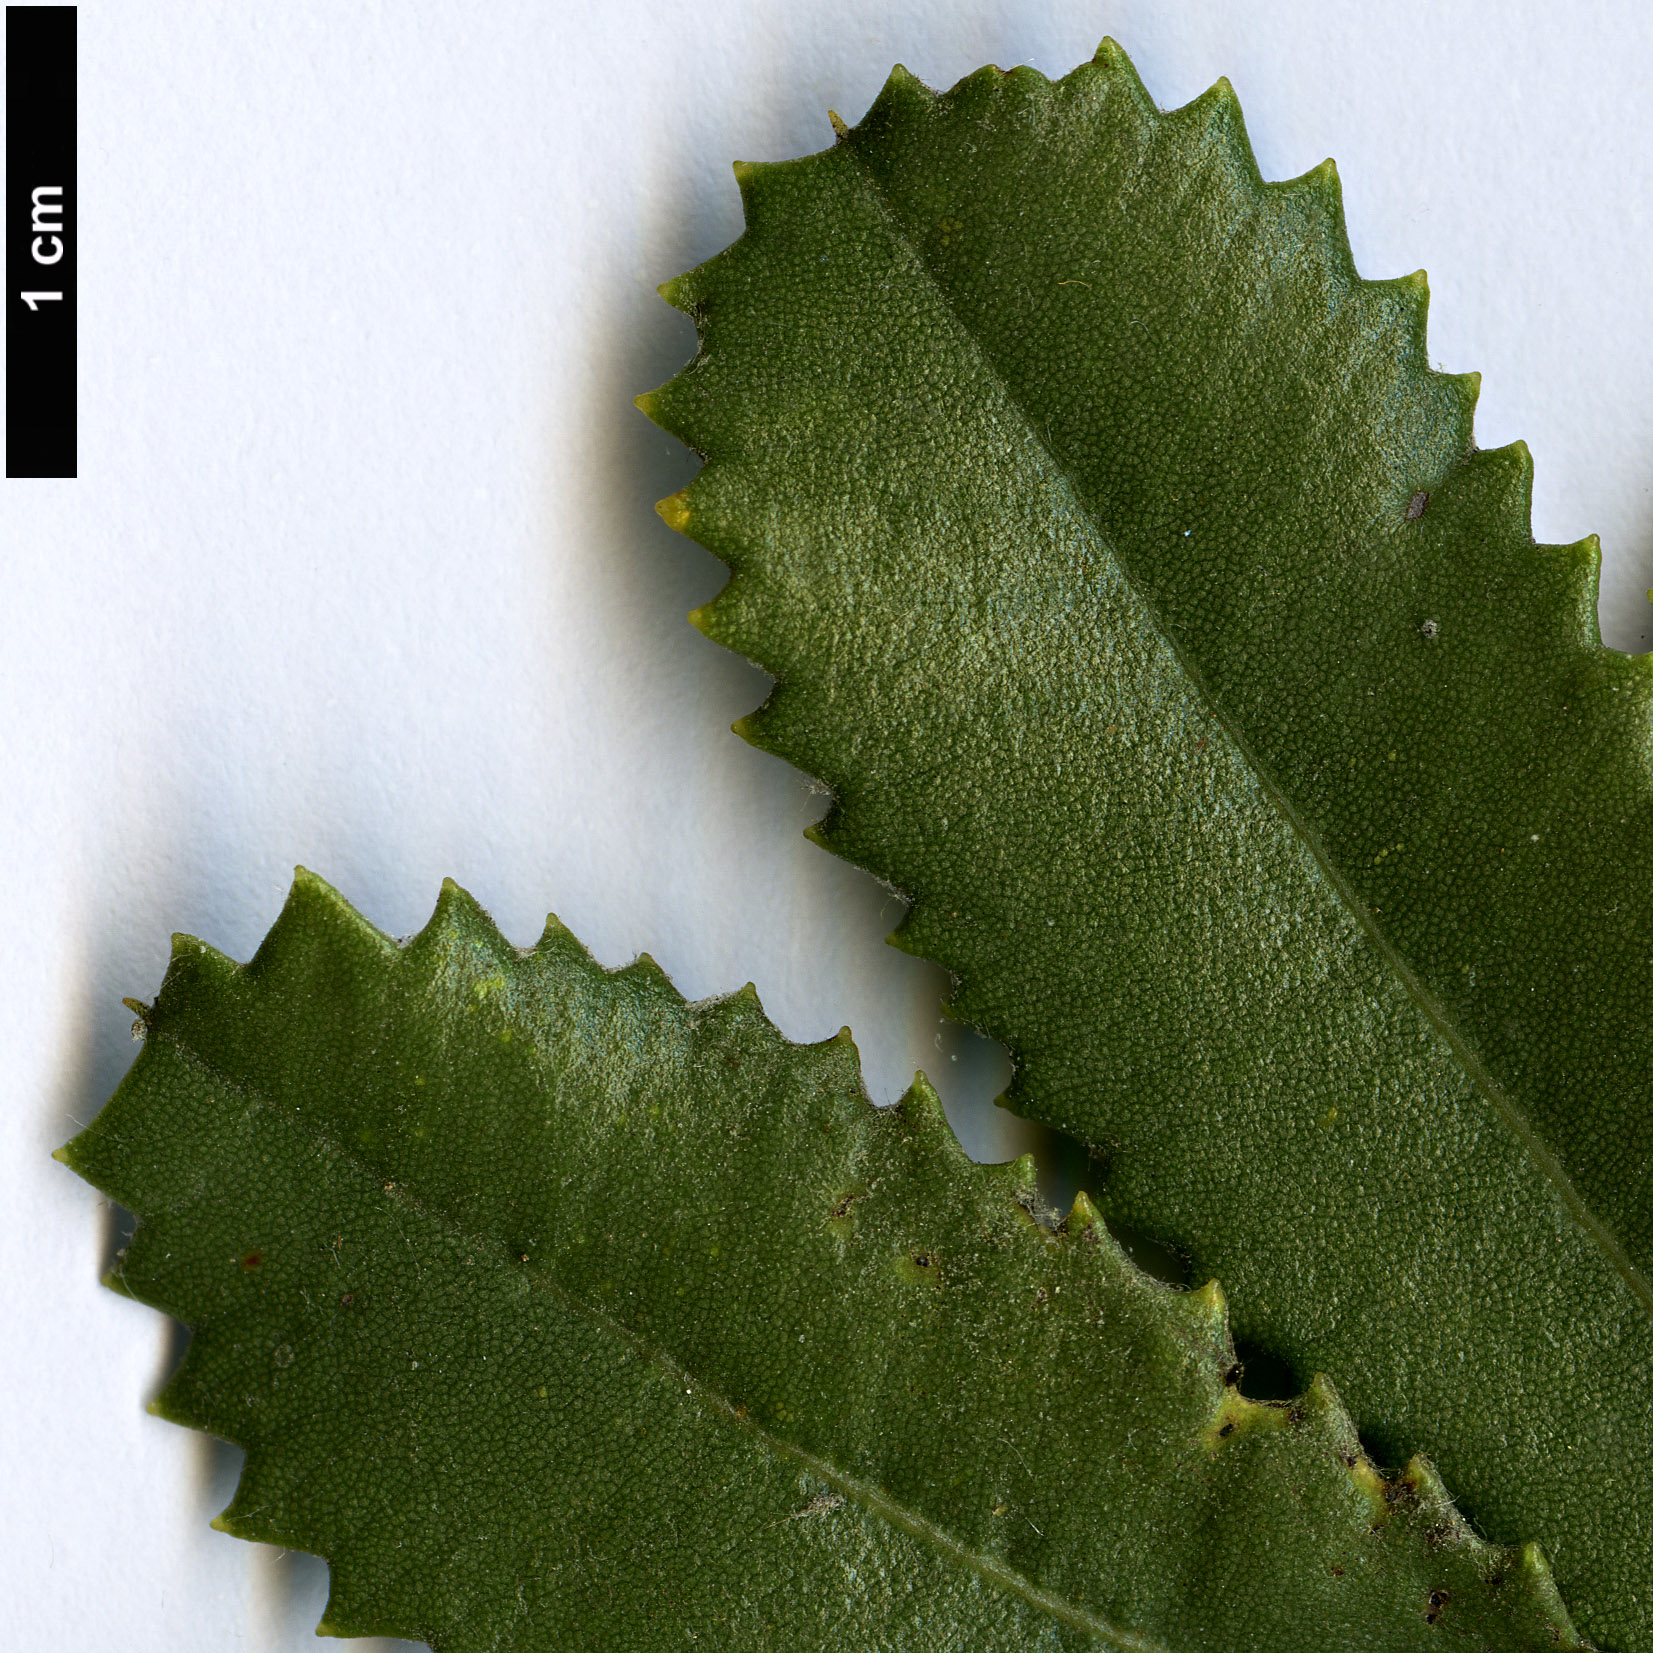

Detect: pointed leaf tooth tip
[208, 1515, 232, 1534]
[732, 160, 757, 184]
[1305, 1370, 1339, 1409]
[1190, 1277, 1227, 1319]
[1197, 74, 1239, 111]
[290, 864, 347, 912]
[633, 390, 659, 417]
[50, 1145, 69, 1165]
[656, 490, 691, 533]
[1066, 1189, 1102, 1230]
[828, 109, 849, 139]
[907, 1069, 943, 1109]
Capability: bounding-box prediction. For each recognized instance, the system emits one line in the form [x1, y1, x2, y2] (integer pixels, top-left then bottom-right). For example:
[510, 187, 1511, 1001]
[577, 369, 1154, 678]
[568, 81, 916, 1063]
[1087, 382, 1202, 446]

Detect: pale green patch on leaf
[644, 44, 1653, 1651]
[60, 872, 1580, 1649]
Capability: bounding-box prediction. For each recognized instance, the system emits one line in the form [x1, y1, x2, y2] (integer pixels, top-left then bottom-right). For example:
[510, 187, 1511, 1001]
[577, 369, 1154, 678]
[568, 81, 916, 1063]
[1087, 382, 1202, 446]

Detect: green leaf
[642, 44, 1653, 1651]
[60, 871, 1582, 1649]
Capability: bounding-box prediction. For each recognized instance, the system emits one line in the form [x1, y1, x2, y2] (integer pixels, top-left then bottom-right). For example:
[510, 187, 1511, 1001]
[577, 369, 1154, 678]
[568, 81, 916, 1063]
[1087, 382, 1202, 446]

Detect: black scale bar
[6, 5, 76, 479]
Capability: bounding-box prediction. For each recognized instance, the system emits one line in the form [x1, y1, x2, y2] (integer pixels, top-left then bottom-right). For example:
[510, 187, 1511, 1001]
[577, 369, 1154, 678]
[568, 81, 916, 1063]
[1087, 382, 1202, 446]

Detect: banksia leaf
[59, 873, 1579, 1649]
[645, 44, 1653, 1649]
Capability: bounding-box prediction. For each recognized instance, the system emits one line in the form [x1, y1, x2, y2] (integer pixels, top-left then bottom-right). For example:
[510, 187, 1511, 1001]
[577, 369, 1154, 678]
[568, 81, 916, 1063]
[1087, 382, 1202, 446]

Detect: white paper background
[6, 2, 1653, 1646]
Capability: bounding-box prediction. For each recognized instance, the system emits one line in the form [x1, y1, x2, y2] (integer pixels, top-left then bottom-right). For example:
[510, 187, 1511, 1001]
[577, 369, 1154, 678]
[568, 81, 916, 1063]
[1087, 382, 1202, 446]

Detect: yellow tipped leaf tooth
[1065, 1189, 1103, 1234]
[656, 491, 690, 533]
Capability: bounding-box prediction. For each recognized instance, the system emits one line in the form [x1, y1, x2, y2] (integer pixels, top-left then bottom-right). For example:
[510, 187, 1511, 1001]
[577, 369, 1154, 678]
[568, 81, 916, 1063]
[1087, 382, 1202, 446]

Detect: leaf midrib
[829, 121, 1653, 1326]
[156, 1024, 1163, 1653]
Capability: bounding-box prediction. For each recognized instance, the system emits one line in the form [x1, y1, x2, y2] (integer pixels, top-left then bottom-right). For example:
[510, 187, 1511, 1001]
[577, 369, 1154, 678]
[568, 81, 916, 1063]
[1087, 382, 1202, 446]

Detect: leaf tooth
[654, 270, 698, 315]
[655, 487, 692, 534]
[812, 1017, 861, 1060]
[1479, 436, 1537, 524]
[149, 1337, 216, 1435]
[894, 1070, 970, 1163]
[976, 1147, 1040, 1203]
[1063, 1187, 1104, 1234]
[855, 61, 940, 145]
[617, 951, 674, 995]
[232, 870, 397, 1007]
[883, 62, 936, 105]
[213, 1449, 290, 1546]
[1059, 1189, 1133, 1271]
[1169, 73, 1257, 186]
[1514, 1542, 1588, 1647]
[161, 929, 242, 997]
[633, 377, 702, 449]
[412, 877, 515, 973]
[1090, 35, 1128, 70]
[1185, 1274, 1228, 1327]
[316, 1562, 410, 1645]
[731, 698, 787, 757]
[280, 866, 397, 957]
[531, 908, 588, 963]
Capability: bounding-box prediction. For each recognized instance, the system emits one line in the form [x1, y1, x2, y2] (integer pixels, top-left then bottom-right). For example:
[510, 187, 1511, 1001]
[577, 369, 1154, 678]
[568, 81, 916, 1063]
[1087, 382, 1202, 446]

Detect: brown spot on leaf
[241, 1251, 262, 1269]
[1406, 490, 1430, 520]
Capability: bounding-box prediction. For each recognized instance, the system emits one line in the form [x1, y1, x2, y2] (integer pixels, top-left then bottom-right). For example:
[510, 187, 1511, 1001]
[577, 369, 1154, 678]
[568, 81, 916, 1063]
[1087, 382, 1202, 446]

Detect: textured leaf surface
[642, 45, 1653, 1650]
[61, 873, 1581, 1649]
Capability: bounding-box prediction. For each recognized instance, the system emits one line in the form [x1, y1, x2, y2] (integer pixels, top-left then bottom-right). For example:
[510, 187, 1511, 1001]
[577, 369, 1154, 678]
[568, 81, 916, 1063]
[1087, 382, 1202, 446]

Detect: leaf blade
[62, 872, 1579, 1649]
[646, 48, 1653, 1648]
